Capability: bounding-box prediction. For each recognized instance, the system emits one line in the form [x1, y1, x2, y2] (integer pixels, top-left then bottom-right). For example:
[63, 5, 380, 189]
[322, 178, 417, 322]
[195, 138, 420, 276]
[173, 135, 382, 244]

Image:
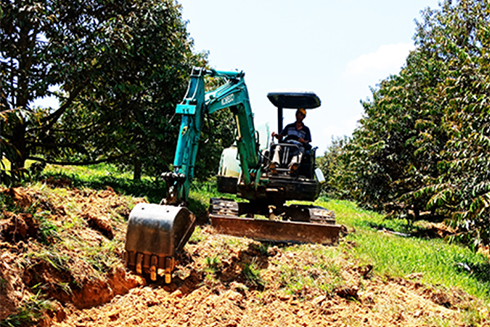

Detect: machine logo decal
[221, 94, 234, 106]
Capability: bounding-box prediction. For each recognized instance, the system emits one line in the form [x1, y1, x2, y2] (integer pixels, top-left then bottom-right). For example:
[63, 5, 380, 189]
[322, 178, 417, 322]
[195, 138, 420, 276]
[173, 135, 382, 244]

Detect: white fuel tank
[218, 145, 241, 178]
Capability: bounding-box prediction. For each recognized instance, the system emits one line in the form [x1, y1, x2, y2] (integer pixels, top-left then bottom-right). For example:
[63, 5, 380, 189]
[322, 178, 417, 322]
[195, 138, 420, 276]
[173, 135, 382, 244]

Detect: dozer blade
[209, 215, 340, 245]
[124, 203, 196, 282]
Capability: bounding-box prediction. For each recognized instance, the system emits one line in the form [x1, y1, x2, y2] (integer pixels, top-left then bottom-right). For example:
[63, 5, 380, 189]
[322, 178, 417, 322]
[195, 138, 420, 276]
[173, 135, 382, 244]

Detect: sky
[177, 0, 441, 153]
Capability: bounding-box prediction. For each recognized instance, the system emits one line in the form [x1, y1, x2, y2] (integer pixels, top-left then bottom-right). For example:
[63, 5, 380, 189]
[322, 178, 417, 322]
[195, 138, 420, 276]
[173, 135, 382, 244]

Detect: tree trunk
[133, 157, 142, 181]
[11, 121, 27, 170]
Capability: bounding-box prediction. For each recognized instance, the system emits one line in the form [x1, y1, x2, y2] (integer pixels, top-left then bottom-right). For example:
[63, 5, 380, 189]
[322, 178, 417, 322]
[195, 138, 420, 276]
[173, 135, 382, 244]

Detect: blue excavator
[124, 67, 340, 282]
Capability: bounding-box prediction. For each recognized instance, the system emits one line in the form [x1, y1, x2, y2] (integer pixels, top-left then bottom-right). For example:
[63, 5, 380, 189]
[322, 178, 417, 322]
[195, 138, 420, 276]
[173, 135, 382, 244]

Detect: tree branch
[38, 82, 87, 129]
[27, 152, 133, 166]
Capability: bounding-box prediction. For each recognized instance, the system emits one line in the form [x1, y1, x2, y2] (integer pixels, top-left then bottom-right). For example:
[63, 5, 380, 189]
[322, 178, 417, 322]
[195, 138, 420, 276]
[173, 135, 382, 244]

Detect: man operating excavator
[270, 107, 311, 173]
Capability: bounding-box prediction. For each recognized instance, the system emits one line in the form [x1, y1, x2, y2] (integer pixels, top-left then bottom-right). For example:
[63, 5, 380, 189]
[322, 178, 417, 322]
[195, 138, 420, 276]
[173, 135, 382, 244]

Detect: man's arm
[272, 123, 293, 141]
[304, 126, 312, 143]
[298, 126, 311, 145]
[271, 131, 284, 141]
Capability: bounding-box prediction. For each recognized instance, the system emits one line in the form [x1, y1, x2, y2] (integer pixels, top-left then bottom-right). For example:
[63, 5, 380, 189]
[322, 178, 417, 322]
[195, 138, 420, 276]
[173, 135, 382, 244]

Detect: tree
[317, 135, 351, 199]
[413, 0, 490, 247]
[0, 0, 208, 180]
[337, 0, 490, 246]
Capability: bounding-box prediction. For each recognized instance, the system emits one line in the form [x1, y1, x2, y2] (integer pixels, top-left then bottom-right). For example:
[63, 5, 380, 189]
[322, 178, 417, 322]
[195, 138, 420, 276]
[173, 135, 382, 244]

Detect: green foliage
[317, 135, 351, 199]
[334, 0, 490, 248]
[278, 260, 343, 299]
[242, 259, 265, 287]
[0, 0, 206, 181]
[0, 110, 30, 186]
[204, 256, 222, 274]
[41, 163, 165, 203]
[35, 211, 60, 245]
[28, 248, 71, 272]
[319, 198, 490, 300]
[0, 295, 52, 327]
[83, 239, 122, 274]
[194, 108, 235, 181]
[410, 0, 490, 248]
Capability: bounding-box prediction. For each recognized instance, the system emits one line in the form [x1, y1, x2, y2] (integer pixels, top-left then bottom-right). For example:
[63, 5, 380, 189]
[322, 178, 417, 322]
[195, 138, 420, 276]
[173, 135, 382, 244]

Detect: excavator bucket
[124, 203, 196, 282]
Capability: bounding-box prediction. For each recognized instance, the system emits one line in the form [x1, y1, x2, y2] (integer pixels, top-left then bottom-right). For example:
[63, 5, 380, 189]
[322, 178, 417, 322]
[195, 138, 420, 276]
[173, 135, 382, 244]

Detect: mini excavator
[124, 67, 340, 282]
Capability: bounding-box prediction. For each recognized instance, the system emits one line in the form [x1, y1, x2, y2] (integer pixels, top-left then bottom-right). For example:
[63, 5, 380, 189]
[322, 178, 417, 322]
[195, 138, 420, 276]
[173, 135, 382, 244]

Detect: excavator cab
[266, 91, 321, 178]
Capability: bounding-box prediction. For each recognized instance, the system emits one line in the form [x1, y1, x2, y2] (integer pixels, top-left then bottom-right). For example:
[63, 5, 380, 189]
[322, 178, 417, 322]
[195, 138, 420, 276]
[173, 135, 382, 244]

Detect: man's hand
[299, 137, 305, 143]
[272, 131, 283, 140]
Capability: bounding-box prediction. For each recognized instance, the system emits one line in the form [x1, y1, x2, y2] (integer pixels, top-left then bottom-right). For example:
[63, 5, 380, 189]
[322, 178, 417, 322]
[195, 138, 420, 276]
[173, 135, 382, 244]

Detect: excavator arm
[124, 67, 262, 282]
[163, 67, 259, 205]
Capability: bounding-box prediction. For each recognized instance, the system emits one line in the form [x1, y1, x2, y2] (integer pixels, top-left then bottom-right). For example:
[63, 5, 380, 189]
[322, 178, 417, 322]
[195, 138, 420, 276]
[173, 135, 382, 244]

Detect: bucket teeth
[165, 257, 175, 284]
[150, 255, 158, 281]
[136, 253, 144, 275]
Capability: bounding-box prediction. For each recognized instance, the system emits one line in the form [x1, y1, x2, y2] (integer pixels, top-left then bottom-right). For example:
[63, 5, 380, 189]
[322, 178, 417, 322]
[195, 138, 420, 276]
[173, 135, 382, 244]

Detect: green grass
[279, 263, 340, 299]
[242, 259, 265, 288]
[0, 294, 52, 327]
[41, 163, 165, 203]
[36, 164, 490, 302]
[317, 198, 490, 301]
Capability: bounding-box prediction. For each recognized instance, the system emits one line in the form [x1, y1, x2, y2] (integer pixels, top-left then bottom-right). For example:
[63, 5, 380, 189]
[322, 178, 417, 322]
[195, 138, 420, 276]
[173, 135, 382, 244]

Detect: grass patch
[26, 248, 71, 272]
[188, 226, 206, 243]
[0, 294, 52, 327]
[35, 211, 60, 245]
[7, 163, 490, 306]
[204, 256, 222, 274]
[242, 259, 265, 288]
[317, 198, 490, 301]
[82, 239, 123, 274]
[41, 163, 164, 203]
[278, 261, 343, 299]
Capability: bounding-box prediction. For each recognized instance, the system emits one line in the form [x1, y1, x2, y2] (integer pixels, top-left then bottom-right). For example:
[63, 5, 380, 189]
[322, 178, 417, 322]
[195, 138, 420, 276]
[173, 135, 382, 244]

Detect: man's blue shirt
[280, 123, 312, 143]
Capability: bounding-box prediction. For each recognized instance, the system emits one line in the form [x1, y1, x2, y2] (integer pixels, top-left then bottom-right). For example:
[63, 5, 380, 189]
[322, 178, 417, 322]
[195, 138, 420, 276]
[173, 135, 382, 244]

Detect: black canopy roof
[267, 91, 321, 109]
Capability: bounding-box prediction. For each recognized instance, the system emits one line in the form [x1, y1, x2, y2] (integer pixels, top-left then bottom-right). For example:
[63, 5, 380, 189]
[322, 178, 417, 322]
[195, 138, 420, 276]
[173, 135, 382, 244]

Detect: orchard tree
[317, 136, 351, 199]
[0, 0, 218, 182]
[413, 0, 490, 247]
[338, 0, 490, 246]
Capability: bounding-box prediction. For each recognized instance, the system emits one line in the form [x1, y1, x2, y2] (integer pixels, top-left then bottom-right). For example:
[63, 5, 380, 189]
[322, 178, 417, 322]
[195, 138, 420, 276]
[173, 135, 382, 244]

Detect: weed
[204, 256, 222, 274]
[41, 163, 164, 203]
[249, 242, 269, 256]
[57, 282, 74, 296]
[0, 192, 16, 212]
[225, 238, 244, 247]
[316, 198, 490, 302]
[28, 248, 70, 272]
[461, 303, 489, 327]
[35, 211, 59, 245]
[425, 316, 455, 327]
[83, 239, 122, 274]
[0, 293, 52, 327]
[0, 277, 6, 292]
[279, 265, 309, 297]
[242, 259, 265, 287]
[189, 226, 206, 243]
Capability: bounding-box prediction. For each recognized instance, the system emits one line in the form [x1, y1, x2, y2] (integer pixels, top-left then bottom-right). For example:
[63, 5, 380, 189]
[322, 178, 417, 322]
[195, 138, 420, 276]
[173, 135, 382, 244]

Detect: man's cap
[297, 108, 306, 116]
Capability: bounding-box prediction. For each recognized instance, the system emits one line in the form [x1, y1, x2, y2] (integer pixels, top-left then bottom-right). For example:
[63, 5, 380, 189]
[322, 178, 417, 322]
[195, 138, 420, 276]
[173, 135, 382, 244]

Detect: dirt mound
[1, 183, 489, 326]
[0, 183, 146, 325]
[53, 229, 483, 327]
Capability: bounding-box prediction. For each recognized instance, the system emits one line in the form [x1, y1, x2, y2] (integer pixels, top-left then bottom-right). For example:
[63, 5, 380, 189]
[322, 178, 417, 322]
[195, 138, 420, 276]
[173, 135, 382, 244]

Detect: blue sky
[178, 0, 441, 153]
